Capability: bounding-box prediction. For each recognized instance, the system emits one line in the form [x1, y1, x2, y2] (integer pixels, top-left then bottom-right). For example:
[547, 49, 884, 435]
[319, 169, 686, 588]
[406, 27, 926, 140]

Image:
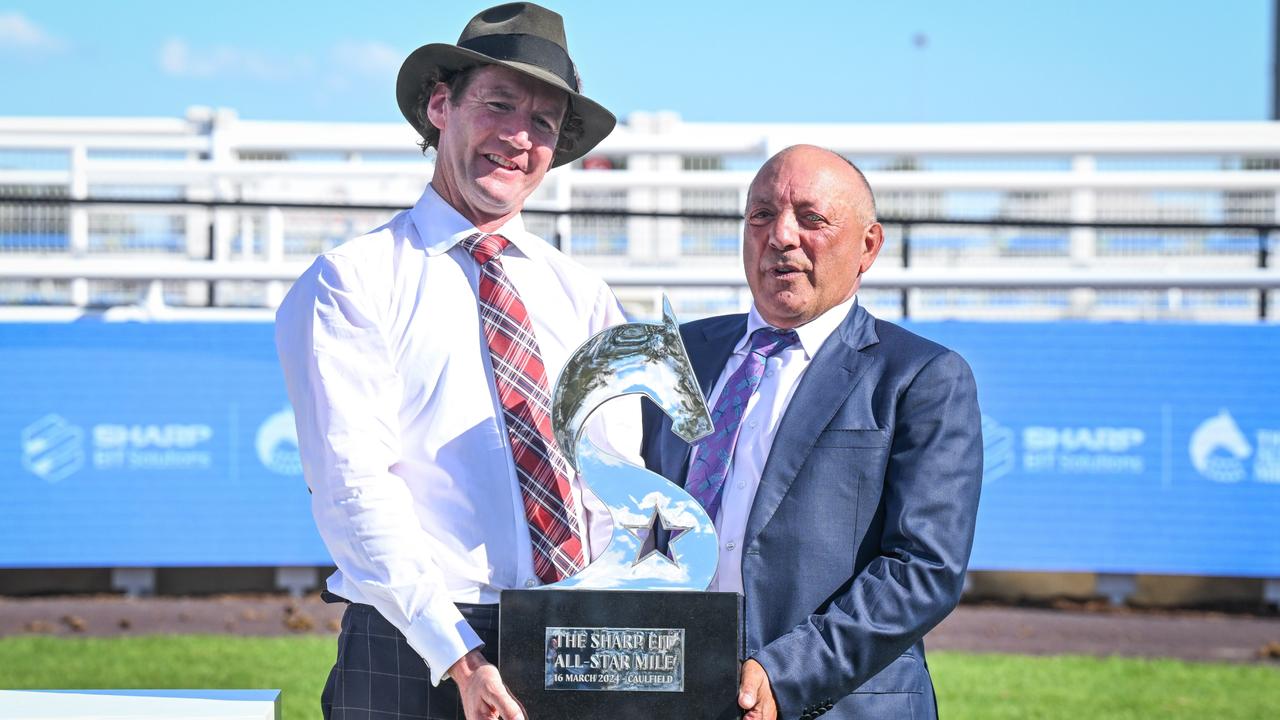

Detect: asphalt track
[1, 596, 1278, 664]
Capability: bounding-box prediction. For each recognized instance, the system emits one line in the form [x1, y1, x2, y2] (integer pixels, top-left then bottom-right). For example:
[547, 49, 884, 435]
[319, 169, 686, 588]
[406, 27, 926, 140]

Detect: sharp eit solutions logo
[256, 406, 302, 476]
[1021, 424, 1146, 475]
[977, 414, 1148, 478]
[21, 414, 85, 483]
[20, 408, 303, 480]
[20, 415, 214, 481]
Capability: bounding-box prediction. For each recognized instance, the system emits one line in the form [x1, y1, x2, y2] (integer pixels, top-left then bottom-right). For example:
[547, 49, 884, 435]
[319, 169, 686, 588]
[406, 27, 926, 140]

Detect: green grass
[0, 635, 333, 720]
[0, 636, 1277, 720]
[931, 653, 1280, 720]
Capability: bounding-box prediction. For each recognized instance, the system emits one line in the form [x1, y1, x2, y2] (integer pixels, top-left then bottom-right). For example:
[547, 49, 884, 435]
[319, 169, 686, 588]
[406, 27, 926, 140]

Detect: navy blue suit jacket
[641, 303, 982, 720]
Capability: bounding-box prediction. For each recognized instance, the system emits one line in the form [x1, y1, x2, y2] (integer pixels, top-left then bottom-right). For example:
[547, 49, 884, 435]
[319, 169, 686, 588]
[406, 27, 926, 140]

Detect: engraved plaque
[544, 627, 685, 692]
[501, 590, 740, 719]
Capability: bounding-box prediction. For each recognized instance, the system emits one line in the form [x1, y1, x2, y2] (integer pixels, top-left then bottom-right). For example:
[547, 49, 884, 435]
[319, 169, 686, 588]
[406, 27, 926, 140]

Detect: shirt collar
[740, 294, 859, 361]
[410, 183, 537, 259]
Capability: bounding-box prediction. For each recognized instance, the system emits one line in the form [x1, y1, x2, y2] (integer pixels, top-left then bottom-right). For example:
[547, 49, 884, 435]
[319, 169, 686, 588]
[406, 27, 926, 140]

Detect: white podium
[0, 690, 280, 719]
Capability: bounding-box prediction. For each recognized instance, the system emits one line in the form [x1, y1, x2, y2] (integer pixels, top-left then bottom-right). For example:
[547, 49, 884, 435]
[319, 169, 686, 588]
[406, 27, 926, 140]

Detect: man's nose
[500, 117, 534, 151]
[769, 214, 800, 250]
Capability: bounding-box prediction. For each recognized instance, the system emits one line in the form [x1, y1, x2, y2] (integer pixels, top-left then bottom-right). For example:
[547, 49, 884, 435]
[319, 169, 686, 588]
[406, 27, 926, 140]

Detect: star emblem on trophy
[622, 508, 691, 567]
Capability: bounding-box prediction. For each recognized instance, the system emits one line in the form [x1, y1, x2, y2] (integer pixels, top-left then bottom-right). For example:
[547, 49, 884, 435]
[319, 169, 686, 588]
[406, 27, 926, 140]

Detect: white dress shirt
[275, 184, 639, 684]
[698, 295, 858, 593]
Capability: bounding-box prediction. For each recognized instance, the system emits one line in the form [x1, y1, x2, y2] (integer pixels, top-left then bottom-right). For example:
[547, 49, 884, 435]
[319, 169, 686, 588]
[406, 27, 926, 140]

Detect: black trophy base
[499, 589, 742, 720]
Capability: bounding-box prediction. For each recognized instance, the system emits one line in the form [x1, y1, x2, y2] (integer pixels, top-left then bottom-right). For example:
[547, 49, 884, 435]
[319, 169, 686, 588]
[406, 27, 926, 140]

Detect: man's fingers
[485, 685, 524, 720]
[738, 660, 763, 710]
[453, 656, 525, 720]
[738, 659, 776, 720]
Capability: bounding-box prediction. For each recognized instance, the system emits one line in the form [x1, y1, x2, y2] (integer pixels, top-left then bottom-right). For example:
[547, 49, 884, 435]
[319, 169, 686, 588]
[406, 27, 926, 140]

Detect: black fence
[3, 196, 1277, 319]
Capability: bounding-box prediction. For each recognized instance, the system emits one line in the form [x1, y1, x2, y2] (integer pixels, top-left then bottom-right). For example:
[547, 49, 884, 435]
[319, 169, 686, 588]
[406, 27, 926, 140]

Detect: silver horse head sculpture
[543, 297, 717, 591]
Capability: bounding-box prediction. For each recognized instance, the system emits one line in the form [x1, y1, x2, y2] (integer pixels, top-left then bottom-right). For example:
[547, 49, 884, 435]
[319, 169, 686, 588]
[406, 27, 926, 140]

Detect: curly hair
[412, 64, 587, 160]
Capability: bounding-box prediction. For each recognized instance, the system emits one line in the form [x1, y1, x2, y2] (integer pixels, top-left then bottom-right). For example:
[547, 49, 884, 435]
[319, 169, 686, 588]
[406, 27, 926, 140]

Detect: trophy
[498, 298, 741, 719]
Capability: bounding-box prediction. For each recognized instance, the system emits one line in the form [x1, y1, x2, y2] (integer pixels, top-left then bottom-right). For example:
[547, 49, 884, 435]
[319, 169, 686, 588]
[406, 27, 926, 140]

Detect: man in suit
[642, 145, 983, 720]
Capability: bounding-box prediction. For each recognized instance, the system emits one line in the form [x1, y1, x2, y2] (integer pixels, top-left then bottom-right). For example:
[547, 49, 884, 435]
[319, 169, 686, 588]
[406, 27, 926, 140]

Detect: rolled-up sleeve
[275, 254, 481, 685]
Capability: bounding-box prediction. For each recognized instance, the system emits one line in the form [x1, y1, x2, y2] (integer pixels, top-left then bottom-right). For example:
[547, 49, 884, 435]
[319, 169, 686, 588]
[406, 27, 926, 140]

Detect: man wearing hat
[275, 4, 630, 719]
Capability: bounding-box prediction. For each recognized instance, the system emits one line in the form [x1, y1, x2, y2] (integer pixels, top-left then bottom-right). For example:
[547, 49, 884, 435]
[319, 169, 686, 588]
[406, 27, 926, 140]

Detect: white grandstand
[2, 107, 1279, 323]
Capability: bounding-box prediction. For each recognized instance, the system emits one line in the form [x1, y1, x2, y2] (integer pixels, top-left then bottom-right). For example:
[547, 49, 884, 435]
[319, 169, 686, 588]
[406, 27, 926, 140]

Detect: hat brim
[396, 42, 616, 168]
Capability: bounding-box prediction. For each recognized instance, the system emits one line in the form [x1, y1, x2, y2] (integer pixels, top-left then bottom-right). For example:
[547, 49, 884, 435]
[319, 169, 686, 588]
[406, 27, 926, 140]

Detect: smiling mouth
[484, 154, 520, 171]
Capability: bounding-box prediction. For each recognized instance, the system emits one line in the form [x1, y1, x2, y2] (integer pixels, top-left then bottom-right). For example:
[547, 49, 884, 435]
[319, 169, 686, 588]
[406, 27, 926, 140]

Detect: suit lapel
[659, 315, 745, 487]
[744, 304, 880, 549]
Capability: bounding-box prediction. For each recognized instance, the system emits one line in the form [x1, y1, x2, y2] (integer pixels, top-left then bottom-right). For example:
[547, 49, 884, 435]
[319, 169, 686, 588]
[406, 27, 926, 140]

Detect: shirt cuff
[400, 593, 486, 686]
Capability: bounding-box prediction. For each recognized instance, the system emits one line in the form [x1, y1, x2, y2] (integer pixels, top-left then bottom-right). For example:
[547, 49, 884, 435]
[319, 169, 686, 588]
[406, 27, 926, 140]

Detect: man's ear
[860, 222, 884, 274]
[425, 82, 452, 131]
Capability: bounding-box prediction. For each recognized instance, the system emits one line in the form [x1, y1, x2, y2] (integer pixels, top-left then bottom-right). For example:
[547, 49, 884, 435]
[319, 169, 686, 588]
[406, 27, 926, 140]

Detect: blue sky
[0, 1, 1270, 123]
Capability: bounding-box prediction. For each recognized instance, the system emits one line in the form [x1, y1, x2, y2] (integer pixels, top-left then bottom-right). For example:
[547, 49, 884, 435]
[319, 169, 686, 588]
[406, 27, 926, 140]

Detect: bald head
[752, 145, 877, 224]
[741, 144, 886, 329]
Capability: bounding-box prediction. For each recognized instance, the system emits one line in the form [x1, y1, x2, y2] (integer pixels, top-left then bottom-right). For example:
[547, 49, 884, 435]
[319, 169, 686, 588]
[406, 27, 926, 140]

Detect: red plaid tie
[461, 232, 586, 583]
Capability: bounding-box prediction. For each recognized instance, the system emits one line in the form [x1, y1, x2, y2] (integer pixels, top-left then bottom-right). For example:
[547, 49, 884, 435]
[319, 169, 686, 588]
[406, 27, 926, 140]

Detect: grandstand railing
[1, 196, 1277, 322]
[4, 110, 1280, 321]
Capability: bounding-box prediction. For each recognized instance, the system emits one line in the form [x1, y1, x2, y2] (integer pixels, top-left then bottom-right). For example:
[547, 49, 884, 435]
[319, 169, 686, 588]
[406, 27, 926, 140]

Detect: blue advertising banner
[1, 320, 1278, 576]
[1, 322, 324, 567]
[916, 322, 1280, 577]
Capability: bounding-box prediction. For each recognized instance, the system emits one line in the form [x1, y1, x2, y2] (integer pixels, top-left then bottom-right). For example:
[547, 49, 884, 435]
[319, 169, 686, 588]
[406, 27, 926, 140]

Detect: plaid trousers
[321, 600, 500, 720]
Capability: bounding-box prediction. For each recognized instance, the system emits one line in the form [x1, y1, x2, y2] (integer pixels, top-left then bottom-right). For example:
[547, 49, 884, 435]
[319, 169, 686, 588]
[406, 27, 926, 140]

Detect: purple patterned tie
[687, 327, 798, 521]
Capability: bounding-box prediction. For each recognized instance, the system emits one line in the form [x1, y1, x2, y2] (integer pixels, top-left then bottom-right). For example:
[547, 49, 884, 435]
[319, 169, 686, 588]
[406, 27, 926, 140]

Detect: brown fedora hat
[396, 2, 616, 168]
